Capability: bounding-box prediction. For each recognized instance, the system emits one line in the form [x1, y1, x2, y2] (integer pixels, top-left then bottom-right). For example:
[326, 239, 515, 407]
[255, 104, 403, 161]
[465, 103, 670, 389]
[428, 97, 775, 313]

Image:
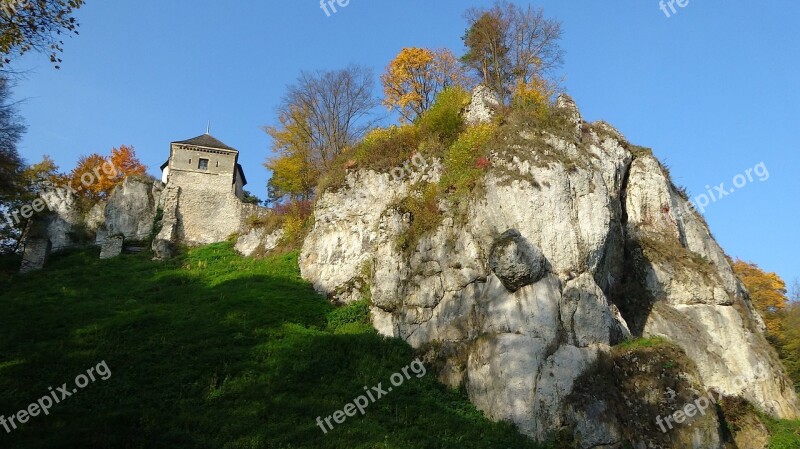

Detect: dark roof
[173, 133, 237, 152]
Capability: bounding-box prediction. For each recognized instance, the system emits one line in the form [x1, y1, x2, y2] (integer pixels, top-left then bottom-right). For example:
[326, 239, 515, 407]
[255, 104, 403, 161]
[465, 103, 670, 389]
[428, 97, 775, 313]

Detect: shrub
[440, 123, 497, 195]
[244, 200, 313, 257]
[417, 86, 471, 146]
[353, 125, 421, 172]
[510, 79, 552, 120]
[396, 184, 442, 252]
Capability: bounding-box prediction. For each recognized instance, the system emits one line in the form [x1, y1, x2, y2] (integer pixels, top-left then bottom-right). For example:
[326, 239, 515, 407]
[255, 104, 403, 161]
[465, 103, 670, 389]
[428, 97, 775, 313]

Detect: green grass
[615, 336, 671, 350]
[0, 244, 547, 449]
[763, 416, 800, 449]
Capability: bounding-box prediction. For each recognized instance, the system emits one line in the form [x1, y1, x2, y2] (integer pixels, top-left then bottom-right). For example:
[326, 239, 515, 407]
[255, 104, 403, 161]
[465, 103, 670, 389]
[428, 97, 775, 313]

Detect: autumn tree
[264, 65, 378, 202]
[264, 108, 319, 203]
[0, 0, 84, 69]
[0, 155, 62, 253]
[781, 301, 800, 388]
[68, 145, 147, 201]
[462, 1, 564, 102]
[381, 47, 471, 123]
[0, 75, 24, 200]
[732, 260, 789, 339]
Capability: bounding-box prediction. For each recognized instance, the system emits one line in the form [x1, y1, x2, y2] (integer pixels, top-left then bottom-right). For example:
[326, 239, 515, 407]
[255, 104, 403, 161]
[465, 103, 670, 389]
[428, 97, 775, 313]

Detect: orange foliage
[68, 145, 146, 200]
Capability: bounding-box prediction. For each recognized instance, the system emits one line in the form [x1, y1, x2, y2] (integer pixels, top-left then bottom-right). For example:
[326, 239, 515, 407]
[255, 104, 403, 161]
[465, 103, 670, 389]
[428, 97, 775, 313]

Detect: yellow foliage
[382, 47, 471, 123]
[511, 78, 552, 118]
[264, 105, 319, 201]
[732, 260, 789, 337]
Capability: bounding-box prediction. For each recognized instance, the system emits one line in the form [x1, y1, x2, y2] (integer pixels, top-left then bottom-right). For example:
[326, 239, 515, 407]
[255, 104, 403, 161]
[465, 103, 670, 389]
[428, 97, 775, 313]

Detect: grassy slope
[0, 244, 546, 449]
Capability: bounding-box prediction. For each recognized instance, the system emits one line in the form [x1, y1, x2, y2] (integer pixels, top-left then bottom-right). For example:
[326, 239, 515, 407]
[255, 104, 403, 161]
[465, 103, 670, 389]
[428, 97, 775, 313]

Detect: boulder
[19, 238, 51, 273]
[99, 235, 124, 259]
[488, 229, 547, 292]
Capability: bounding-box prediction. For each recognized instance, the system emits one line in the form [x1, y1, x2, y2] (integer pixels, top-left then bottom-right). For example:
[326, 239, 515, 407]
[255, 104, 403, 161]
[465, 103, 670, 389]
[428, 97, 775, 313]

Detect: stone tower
[158, 133, 249, 245]
[161, 133, 247, 199]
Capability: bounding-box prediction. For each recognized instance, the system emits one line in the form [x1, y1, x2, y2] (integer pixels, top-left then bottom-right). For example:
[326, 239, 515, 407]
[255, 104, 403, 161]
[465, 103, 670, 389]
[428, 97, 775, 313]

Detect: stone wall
[168, 170, 244, 245]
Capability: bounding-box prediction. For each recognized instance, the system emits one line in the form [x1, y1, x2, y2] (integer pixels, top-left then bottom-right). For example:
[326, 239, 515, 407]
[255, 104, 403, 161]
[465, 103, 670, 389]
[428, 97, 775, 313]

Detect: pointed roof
[173, 133, 237, 152]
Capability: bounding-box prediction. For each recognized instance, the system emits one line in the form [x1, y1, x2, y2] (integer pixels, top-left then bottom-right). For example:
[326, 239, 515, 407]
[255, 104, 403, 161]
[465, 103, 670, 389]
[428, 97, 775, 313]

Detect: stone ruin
[19, 133, 279, 272]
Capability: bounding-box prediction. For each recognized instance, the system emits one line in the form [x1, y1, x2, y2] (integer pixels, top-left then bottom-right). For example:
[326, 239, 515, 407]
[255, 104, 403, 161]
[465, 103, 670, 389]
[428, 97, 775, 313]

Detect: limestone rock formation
[20, 238, 51, 273]
[99, 235, 124, 259]
[299, 90, 799, 446]
[39, 187, 83, 252]
[22, 170, 272, 267]
[464, 84, 500, 125]
[234, 226, 284, 257]
[103, 176, 159, 241]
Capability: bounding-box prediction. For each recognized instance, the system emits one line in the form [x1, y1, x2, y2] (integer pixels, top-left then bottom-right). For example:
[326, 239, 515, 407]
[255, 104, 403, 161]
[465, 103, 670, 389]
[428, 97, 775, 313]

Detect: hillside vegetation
[0, 244, 549, 449]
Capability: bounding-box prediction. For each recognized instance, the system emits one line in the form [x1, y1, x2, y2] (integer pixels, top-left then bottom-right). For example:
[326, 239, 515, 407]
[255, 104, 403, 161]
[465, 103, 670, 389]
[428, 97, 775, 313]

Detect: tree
[381, 47, 471, 123]
[0, 0, 84, 69]
[241, 190, 262, 206]
[0, 75, 24, 200]
[68, 145, 147, 201]
[462, 1, 564, 102]
[781, 301, 800, 388]
[264, 105, 319, 203]
[732, 260, 789, 339]
[0, 155, 62, 254]
[264, 65, 378, 202]
[462, 8, 509, 98]
[791, 278, 800, 303]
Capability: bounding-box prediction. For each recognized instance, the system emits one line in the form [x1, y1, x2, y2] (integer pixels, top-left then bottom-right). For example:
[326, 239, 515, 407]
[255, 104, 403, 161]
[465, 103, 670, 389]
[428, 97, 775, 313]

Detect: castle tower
[160, 133, 247, 198]
[157, 133, 249, 245]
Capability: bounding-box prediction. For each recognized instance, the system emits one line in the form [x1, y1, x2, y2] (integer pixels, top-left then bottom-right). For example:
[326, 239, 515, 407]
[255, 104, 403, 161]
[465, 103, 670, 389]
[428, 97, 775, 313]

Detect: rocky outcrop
[152, 184, 180, 260]
[464, 84, 500, 125]
[21, 173, 273, 269]
[20, 238, 51, 273]
[234, 227, 284, 257]
[103, 177, 159, 241]
[39, 187, 83, 252]
[299, 91, 799, 446]
[99, 235, 124, 259]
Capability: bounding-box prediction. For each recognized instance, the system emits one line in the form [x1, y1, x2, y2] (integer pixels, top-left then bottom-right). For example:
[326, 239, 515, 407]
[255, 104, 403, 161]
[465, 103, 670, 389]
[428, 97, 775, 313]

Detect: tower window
[198, 158, 209, 171]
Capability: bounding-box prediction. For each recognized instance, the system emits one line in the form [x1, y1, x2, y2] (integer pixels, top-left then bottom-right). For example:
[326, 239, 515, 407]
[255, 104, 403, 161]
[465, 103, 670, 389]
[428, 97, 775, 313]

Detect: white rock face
[40, 187, 83, 252]
[235, 227, 285, 257]
[104, 177, 158, 241]
[300, 95, 799, 445]
[464, 85, 501, 125]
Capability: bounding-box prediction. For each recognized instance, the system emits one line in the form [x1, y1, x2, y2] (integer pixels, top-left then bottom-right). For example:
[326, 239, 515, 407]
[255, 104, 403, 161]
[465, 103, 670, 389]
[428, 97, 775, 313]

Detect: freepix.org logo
[659, 0, 690, 18]
[0, 361, 111, 434]
[320, 0, 350, 17]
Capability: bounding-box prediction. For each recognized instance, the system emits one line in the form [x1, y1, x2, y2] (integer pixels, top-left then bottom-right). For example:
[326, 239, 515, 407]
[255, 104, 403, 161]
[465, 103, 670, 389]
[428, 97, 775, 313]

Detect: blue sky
[10, 0, 800, 285]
